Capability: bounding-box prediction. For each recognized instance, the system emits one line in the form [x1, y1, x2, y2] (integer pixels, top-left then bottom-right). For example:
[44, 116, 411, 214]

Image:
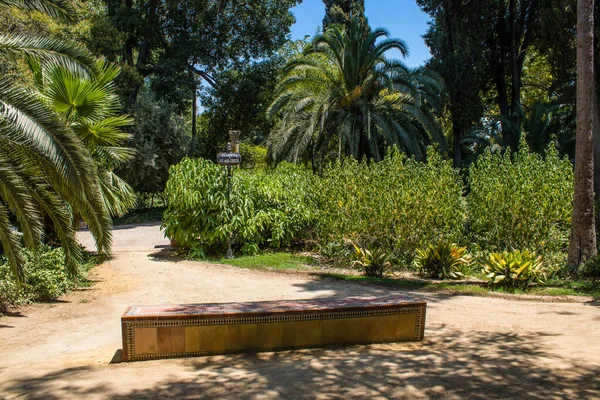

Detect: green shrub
[23, 248, 71, 300]
[414, 241, 471, 279]
[313, 148, 466, 261]
[351, 243, 392, 278]
[483, 250, 546, 289]
[579, 256, 600, 289]
[162, 158, 314, 255]
[0, 271, 28, 312]
[0, 247, 73, 312]
[468, 143, 572, 257]
[239, 143, 267, 170]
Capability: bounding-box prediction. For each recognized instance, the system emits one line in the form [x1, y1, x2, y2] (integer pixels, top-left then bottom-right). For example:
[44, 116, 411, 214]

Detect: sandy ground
[0, 223, 599, 399]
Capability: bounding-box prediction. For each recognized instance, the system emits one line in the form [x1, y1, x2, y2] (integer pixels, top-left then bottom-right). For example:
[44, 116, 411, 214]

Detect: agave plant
[0, 0, 111, 281]
[483, 250, 546, 289]
[414, 240, 471, 279]
[267, 17, 443, 166]
[28, 60, 136, 217]
[351, 242, 392, 278]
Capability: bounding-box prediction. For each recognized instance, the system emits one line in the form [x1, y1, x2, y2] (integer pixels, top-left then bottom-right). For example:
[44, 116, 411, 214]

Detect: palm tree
[0, 0, 111, 281]
[267, 17, 443, 166]
[29, 60, 136, 217]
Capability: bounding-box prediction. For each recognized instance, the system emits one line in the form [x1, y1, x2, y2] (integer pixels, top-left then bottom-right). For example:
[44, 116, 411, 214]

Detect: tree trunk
[443, 0, 462, 167]
[593, 51, 600, 232]
[190, 84, 198, 157]
[568, 0, 596, 268]
[592, 1, 600, 222]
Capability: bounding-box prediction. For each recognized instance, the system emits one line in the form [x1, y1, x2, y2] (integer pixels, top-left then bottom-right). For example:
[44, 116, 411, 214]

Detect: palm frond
[0, 0, 76, 22]
[0, 202, 26, 283]
[0, 35, 96, 76]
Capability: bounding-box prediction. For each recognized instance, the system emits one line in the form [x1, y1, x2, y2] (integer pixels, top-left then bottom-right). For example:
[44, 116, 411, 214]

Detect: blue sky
[290, 0, 432, 68]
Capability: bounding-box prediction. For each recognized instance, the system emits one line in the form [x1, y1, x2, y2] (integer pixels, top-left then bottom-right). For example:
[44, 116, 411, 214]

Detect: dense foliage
[0, 247, 74, 312]
[163, 158, 314, 256]
[579, 256, 600, 289]
[467, 143, 573, 258]
[99, 0, 300, 109]
[117, 89, 189, 195]
[314, 149, 465, 261]
[163, 148, 466, 262]
[163, 141, 575, 283]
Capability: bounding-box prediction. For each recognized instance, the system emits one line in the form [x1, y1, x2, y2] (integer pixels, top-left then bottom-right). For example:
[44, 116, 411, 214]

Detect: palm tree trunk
[568, 0, 596, 268]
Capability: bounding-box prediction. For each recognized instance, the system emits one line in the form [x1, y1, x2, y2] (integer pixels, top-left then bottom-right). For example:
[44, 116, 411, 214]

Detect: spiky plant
[351, 242, 392, 278]
[483, 250, 546, 289]
[414, 240, 471, 279]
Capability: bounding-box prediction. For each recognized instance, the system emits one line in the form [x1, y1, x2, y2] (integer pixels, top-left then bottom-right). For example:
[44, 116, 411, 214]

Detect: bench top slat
[122, 294, 425, 320]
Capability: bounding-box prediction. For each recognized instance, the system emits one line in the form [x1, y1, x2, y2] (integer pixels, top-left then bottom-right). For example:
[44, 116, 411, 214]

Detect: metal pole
[226, 164, 233, 259]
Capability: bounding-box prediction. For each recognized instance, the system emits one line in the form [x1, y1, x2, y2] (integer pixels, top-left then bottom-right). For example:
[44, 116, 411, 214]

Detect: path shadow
[292, 278, 455, 305]
[3, 329, 598, 399]
[2, 311, 26, 317]
[36, 299, 70, 305]
[111, 222, 163, 231]
[584, 300, 600, 307]
[148, 250, 186, 263]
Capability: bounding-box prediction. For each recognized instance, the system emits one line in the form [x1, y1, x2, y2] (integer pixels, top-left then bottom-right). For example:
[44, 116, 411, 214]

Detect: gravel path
[0, 223, 598, 399]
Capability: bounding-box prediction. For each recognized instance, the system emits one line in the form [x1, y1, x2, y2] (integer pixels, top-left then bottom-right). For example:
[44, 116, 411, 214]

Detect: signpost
[217, 133, 242, 259]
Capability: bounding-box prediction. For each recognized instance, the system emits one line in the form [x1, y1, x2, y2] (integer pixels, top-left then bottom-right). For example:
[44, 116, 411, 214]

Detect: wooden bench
[121, 294, 426, 361]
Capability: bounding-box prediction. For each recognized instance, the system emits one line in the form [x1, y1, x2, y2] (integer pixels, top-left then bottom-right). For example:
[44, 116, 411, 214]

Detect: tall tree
[103, 0, 300, 111]
[268, 18, 443, 166]
[420, 0, 552, 155]
[487, 0, 540, 151]
[322, 0, 365, 29]
[117, 88, 188, 196]
[197, 42, 304, 159]
[418, 0, 489, 167]
[568, 0, 596, 268]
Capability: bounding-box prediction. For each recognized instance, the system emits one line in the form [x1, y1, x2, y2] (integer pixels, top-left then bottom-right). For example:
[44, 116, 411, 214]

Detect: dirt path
[0, 223, 599, 399]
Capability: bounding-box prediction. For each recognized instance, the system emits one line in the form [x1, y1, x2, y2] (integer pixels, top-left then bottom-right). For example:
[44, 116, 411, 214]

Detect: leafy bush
[0, 247, 73, 313]
[414, 241, 471, 279]
[351, 243, 392, 278]
[117, 89, 189, 195]
[579, 256, 600, 289]
[483, 250, 546, 289]
[162, 158, 314, 255]
[239, 143, 267, 170]
[468, 144, 572, 257]
[313, 148, 466, 261]
[23, 248, 72, 300]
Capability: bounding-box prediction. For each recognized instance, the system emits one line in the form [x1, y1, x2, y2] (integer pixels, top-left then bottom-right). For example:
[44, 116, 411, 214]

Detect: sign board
[217, 152, 242, 165]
